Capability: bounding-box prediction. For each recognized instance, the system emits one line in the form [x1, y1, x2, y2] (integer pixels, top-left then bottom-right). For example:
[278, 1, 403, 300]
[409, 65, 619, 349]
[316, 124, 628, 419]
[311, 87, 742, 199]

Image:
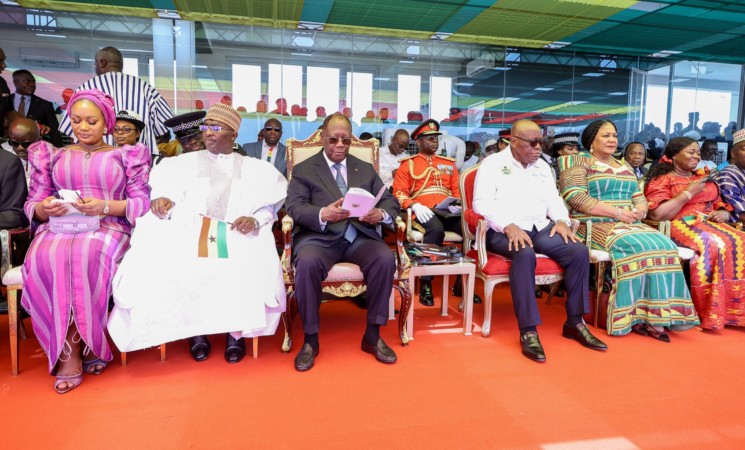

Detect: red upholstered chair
[459, 164, 565, 338]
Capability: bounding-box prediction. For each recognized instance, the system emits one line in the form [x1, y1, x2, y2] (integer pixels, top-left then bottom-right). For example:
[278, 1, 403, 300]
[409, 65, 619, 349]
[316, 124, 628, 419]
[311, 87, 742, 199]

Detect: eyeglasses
[264, 126, 282, 132]
[327, 137, 352, 145]
[418, 135, 439, 142]
[8, 140, 37, 149]
[199, 124, 224, 132]
[512, 135, 543, 148]
[114, 126, 136, 134]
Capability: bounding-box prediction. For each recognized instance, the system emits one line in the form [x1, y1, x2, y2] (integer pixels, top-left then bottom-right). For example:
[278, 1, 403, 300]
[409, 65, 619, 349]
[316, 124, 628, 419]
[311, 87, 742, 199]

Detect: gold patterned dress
[559, 154, 699, 335]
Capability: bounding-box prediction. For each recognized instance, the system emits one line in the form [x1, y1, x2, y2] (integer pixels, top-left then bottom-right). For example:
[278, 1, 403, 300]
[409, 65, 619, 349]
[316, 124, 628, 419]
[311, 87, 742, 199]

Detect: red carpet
[2, 281, 745, 449]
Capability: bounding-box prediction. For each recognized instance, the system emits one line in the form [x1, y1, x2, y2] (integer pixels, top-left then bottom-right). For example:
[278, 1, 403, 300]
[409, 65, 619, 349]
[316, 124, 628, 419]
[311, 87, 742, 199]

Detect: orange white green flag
[198, 216, 229, 258]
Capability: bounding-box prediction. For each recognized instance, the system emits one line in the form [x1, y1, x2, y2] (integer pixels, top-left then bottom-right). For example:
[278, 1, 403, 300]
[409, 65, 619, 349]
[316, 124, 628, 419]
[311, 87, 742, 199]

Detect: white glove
[412, 203, 434, 223]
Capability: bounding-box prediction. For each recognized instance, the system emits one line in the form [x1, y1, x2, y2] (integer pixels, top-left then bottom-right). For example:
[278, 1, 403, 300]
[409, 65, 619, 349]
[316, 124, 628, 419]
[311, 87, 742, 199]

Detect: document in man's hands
[341, 185, 387, 217]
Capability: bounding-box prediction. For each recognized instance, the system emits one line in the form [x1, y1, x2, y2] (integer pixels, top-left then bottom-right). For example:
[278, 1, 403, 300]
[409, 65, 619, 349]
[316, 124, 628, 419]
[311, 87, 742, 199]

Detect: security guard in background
[393, 119, 481, 306]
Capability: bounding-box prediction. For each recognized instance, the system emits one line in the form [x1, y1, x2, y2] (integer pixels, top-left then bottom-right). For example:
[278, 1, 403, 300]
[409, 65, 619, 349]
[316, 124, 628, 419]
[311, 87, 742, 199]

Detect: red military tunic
[392, 153, 460, 212]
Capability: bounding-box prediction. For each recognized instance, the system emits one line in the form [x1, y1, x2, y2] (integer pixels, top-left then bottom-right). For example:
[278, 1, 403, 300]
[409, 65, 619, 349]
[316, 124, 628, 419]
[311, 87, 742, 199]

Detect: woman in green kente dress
[558, 120, 699, 340]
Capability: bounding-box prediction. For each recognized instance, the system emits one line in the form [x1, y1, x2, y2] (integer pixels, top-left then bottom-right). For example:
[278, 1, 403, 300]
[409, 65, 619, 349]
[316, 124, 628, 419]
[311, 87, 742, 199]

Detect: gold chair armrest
[642, 219, 670, 236]
[585, 220, 593, 252]
[406, 207, 413, 241]
[475, 219, 489, 271]
[395, 216, 410, 278]
[281, 215, 295, 284]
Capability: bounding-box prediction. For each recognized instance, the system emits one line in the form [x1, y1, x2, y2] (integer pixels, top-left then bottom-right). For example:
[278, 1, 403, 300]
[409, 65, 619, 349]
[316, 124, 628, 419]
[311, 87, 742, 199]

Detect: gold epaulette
[438, 155, 456, 162]
[399, 154, 417, 162]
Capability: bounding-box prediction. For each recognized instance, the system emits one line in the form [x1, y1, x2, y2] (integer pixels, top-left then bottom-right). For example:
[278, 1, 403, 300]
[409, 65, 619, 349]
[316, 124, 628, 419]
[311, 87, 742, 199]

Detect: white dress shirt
[379, 147, 407, 188]
[437, 134, 466, 170]
[473, 149, 570, 233]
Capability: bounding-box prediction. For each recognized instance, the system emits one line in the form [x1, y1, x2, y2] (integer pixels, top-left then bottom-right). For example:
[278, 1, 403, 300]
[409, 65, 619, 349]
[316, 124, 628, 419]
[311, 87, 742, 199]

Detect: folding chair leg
[160, 343, 167, 361]
[121, 352, 127, 367]
[252, 337, 258, 359]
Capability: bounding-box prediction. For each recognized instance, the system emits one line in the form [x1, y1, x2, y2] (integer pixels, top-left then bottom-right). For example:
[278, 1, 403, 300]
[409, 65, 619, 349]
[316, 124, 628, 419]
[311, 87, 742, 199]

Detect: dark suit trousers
[485, 224, 589, 329]
[414, 214, 461, 281]
[294, 234, 395, 335]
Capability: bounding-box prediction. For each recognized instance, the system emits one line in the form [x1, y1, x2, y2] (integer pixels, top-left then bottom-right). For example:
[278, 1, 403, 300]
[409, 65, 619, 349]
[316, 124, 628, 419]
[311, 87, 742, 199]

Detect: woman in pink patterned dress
[21, 89, 151, 393]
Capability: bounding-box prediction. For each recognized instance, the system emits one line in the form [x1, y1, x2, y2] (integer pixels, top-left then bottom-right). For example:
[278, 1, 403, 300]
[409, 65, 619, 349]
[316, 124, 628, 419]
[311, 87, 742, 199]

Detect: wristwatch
[102, 200, 110, 215]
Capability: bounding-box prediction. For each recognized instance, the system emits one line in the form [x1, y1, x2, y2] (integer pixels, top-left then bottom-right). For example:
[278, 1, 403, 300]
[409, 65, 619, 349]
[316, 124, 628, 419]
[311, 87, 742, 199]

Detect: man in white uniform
[109, 103, 287, 364]
[472, 119, 606, 363]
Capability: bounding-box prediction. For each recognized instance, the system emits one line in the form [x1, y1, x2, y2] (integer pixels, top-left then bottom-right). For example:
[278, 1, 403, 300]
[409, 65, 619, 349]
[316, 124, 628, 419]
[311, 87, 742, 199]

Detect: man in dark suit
[0, 150, 28, 229]
[285, 113, 400, 372]
[11, 70, 63, 147]
[623, 142, 648, 179]
[242, 118, 286, 176]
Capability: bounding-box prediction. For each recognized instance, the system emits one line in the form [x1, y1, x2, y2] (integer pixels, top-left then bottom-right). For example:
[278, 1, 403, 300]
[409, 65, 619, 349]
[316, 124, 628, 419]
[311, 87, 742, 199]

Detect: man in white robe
[109, 103, 287, 363]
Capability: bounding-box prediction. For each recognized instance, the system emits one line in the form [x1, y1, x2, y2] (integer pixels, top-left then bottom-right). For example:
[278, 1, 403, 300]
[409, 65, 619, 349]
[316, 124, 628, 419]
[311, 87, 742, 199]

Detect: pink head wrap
[67, 88, 117, 134]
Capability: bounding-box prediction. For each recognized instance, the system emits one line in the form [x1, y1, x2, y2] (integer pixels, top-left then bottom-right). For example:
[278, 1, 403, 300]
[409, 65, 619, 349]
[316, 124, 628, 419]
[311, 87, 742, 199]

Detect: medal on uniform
[502, 166, 511, 175]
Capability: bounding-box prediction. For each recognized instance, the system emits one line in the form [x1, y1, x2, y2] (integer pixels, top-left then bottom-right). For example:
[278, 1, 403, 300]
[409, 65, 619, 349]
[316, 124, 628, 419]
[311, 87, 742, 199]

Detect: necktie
[333, 163, 356, 242]
[266, 146, 274, 162]
[18, 96, 26, 117]
[333, 163, 347, 195]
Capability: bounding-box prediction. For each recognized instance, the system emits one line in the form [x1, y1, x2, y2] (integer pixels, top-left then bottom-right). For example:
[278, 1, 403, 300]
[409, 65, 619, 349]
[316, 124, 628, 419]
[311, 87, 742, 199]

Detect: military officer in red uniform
[393, 119, 481, 306]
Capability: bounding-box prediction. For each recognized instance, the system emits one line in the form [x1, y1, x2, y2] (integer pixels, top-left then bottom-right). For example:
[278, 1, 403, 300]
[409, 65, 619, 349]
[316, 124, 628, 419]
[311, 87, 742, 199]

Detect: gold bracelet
[681, 190, 693, 200]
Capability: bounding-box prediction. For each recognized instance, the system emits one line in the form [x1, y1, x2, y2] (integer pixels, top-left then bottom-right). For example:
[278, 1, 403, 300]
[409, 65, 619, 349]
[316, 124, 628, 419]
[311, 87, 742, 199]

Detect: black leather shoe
[419, 280, 434, 306]
[361, 337, 397, 364]
[188, 335, 211, 362]
[562, 322, 608, 351]
[294, 343, 319, 372]
[520, 331, 546, 362]
[224, 333, 246, 364]
[451, 277, 482, 304]
[534, 287, 543, 298]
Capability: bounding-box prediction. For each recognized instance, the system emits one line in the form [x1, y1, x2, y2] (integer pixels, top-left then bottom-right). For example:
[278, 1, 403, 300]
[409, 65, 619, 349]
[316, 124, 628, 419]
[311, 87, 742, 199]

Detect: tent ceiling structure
[11, 0, 745, 64]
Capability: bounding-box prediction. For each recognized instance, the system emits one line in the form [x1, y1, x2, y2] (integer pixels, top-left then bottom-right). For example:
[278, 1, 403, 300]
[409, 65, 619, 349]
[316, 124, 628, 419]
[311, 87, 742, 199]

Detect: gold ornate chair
[280, 131, 412, 351]
[1, 228, 29, 375]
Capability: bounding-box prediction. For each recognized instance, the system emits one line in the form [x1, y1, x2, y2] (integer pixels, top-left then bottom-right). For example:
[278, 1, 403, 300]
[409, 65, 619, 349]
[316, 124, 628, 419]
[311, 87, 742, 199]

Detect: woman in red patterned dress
[645, 137, 745, 330]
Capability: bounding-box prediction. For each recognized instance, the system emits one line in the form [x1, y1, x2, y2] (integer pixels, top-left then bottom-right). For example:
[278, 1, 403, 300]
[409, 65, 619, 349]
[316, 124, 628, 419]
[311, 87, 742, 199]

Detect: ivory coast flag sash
[198, 216, 229, 258]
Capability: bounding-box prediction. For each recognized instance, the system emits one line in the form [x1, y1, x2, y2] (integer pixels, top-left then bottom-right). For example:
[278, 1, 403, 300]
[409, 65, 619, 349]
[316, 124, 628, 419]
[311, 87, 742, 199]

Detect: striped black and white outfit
[59, 72, 173, 154]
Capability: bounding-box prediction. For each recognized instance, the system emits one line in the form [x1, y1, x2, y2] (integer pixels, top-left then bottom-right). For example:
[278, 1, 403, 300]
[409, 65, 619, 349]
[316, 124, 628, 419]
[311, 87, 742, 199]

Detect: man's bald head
[322, 112, 352, 131]
[509, 119, 543, 167]
[511, 119, 540, 136]
[9, 117, 40, 160]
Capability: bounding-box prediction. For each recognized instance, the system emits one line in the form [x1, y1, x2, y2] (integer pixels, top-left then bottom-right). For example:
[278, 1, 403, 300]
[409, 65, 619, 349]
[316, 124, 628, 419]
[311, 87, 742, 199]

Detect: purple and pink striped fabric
[21, 141, 151, 373]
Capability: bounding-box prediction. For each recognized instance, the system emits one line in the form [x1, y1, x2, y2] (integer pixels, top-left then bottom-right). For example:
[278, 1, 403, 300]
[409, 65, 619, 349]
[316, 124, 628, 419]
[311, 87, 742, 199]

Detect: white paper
[341, 185, 387, 217]
[50, 189, 85, 216]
